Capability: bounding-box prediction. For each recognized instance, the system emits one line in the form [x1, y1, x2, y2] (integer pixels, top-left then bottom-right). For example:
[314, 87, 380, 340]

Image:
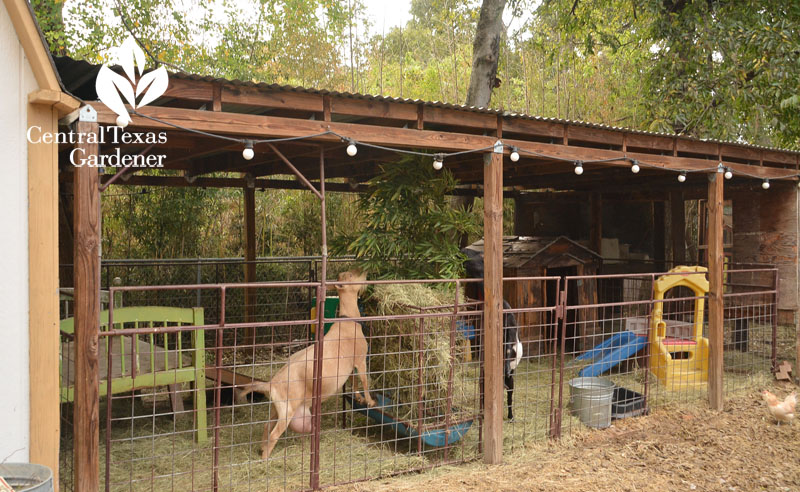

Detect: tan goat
[237, 270, 375, 459]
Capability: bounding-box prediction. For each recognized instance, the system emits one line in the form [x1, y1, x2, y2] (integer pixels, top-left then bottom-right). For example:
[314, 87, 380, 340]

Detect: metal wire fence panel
[83, 278, 492, 492]
[554, 267, 781, 441]
[59, 265, 788, 492]
[555, 273, 659, 439]
[59, 257, 359, 323]
[500, 278, 562, 449]
[722, 268, 781, 395]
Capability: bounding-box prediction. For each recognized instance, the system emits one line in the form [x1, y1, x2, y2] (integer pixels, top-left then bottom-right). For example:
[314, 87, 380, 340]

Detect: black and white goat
[463, 248, 523, 421]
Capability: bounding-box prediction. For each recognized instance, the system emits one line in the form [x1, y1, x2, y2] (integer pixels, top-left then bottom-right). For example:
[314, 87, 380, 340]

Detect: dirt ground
[334, 384, 800, 492]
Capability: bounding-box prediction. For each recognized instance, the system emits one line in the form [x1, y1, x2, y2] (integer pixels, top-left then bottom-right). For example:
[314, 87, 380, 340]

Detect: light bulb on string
[433, 154, 444, 170]
[762, 179, 770, 190]
[631, 161, 640, 173]
[510, 147, 520, 162]
[346, 140, 358, 157]
[678, 172, 686, 183]
[724, 168, 733, 180]
[574, 161, 584, 175]
[242, 140, 254, 160]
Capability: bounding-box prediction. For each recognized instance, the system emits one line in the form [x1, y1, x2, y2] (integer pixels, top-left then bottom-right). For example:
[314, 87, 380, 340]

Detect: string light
[433, 154, 444, 170]
[116, 115, 129, 128]
[242, 140, 254, 160]
[123, 110, 800, 191]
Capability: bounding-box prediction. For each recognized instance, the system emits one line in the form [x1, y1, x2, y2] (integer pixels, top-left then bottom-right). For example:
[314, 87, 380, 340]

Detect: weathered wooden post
[483, 141, 504, 464]
[653, 201, 666, 271]
[707, 166, 724, 410]
[670, 191, 686, 265]
[73, 105, 101, 492]
[243, 183, 257, 346]
[589, 192, 602, 255]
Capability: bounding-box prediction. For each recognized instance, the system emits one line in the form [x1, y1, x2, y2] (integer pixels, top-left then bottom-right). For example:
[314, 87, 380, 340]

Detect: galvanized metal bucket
[0, 463, 53, 492]
[568, 377, 615, 429]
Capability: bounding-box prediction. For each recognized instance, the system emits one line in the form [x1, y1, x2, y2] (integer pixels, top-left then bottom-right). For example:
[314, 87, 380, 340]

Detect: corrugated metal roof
[161, 72, 800, 157]
[54, 55, 800, 157]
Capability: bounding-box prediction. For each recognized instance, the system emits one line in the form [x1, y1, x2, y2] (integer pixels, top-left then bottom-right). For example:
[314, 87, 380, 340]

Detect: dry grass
[335, 381, 800, 492]
[362, 283, 467, 422]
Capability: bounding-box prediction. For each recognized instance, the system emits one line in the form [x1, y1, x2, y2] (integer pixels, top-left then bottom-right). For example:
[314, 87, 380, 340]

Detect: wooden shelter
[19, 40, 798, 490]
[466, 236, 602, 354]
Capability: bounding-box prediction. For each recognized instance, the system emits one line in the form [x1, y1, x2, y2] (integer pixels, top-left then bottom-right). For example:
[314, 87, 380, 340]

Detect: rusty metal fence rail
[58, 268, 783, 492]
[90, 278, 494, 492]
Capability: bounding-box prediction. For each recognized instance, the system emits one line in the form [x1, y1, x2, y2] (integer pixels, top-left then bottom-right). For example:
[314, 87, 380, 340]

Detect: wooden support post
[670, 191, 686, 265]
[653, 201, 666, 271]
[589, 192, 602, 255]
[243, 186, 257, 346]
[73, 113, 100, 492]
[27, 102, 60, 488]
[483, 146, 503, 465]
[707, 170, 724, 410]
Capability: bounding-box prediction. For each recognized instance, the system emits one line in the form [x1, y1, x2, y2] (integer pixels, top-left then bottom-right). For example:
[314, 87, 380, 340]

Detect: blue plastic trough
[343, 392, 473, 447]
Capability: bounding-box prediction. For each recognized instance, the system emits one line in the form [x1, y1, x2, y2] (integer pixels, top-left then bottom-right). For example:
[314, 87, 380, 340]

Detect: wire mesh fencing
[499, 277, 563, 449]
[73, 277, 490, 492]
[58, 266, 786, 492]
[722, 268, 781, 395]
[553, 266, 781, 440]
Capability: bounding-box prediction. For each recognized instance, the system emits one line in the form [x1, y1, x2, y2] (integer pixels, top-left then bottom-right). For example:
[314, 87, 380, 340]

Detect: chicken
[762, 390, 796, 425]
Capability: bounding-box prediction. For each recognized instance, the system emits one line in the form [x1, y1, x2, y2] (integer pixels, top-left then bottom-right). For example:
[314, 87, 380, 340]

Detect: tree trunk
[454, 0, 508, 247]
[464, 0, 507, 108]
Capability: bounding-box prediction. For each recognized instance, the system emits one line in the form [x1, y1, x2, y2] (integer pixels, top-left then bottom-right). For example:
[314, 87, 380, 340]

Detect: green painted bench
[60, 306, 208, 442]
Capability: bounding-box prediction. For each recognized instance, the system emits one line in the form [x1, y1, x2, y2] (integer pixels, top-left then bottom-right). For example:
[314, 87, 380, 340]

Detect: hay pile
[364, 283, 472, 423]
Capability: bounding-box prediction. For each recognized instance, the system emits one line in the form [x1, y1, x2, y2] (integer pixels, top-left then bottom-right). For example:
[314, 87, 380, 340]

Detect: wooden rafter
[95, 106, 799, 183]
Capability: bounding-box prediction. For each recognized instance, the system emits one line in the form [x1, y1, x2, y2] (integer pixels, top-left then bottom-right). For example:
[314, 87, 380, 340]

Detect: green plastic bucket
[310, 296, 339, 335]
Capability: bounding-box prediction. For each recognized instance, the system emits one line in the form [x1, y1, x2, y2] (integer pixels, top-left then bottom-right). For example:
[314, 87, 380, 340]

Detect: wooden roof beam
[94, 105, 799, 182]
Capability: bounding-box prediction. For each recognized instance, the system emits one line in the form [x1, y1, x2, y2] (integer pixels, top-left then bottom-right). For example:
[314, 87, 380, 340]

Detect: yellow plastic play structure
[650, 266, 710, 391]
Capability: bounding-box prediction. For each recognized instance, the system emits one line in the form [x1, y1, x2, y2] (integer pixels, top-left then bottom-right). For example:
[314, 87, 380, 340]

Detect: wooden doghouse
[466, 236, 601, 355]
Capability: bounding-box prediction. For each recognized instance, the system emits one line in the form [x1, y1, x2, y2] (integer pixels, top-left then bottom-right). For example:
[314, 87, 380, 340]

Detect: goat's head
[332, 269, 367, 297]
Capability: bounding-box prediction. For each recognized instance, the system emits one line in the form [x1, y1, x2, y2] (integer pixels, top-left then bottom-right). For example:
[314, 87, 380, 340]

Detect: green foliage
[34, 0, 800, 268]
[642, 0, 800, 148]
[102, 184, 237, 259]
[34, 0, 800, 148]
[533, 0, 800, 147]
[334, 156, 479, 279]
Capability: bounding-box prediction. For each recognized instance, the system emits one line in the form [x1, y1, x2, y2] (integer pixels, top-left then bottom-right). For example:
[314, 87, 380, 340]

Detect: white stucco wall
[0, 3, 33, 463]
